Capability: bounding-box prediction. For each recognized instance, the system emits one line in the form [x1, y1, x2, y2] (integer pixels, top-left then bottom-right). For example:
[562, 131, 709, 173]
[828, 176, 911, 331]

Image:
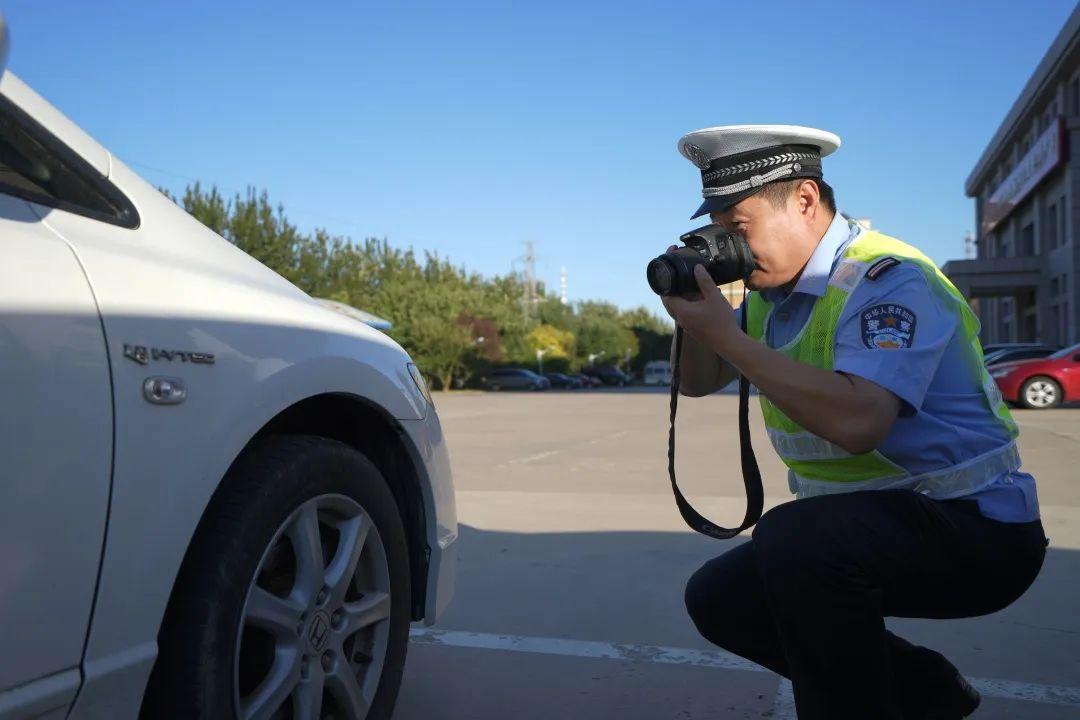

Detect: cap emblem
[683, 143, 712, 170]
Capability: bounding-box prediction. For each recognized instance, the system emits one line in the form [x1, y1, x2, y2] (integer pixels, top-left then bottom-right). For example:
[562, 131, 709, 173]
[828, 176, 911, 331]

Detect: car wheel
[1019, 376, 1063, 409]
[142, 435, 410, 720]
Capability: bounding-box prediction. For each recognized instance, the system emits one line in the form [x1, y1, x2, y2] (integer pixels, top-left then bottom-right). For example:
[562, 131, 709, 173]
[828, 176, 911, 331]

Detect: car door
[0, 95, 113, 713]
[1063, 350, 1080, 399]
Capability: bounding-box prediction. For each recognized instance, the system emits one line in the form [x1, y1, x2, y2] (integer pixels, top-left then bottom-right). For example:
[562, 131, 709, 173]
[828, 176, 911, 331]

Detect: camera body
[646, 224, 757, 298]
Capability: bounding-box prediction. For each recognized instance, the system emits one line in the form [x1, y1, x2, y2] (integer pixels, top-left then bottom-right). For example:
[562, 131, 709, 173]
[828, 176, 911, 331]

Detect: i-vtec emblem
[123, 344, 215, 366]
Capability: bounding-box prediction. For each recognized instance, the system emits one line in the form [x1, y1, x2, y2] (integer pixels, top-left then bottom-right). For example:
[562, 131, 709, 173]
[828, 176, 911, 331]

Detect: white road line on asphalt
[410, 628, 759, 672]
[583, 430, 629, 446]
[517, 449, 561, 464]
[494, 430, 631, 468]
[410, 628, 1080, 709]
[772, 679, 796, 720]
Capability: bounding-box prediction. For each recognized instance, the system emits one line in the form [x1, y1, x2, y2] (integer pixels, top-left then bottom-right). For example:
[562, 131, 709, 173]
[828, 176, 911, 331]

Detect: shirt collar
[762, 213, 858, 302]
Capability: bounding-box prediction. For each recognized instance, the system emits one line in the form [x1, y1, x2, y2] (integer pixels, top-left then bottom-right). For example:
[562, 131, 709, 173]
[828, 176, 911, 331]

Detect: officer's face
[710, 188, 817, 291]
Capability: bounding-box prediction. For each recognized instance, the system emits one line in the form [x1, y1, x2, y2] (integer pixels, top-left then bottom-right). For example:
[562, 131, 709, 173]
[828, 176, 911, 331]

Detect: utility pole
[524, 241, 536, 313]
[514, 241, 539, 318]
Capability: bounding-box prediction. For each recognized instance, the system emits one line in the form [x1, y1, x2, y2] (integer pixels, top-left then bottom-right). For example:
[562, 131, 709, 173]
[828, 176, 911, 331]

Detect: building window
[1063, 301, 1071, 344]
[1020, 223, 1035, 256]
[1064, 275, 1069, 295]
[1052, 277, 1060, 296]
[1072, 78, 1080, 116]
[1047, 203, 1058, 249]
[1063, 197, 1070, 246]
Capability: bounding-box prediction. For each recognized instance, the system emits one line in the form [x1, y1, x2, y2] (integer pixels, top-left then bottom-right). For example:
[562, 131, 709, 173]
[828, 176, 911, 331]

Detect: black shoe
[922, 671, 981, 719]
[898, 647, 982, 720]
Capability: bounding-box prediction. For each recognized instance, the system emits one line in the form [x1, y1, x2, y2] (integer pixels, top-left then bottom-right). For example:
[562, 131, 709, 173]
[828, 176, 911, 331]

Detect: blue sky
[5, 1, 1076, 315]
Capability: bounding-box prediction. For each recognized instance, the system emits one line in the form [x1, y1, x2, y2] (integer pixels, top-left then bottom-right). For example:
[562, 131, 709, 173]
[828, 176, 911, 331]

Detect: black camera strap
[667, 301, 764, 540]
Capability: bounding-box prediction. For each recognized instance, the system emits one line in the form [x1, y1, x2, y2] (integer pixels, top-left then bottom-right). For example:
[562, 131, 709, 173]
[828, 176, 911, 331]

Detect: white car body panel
[0, 70, 457, 719]
[0, 194, 112, 716]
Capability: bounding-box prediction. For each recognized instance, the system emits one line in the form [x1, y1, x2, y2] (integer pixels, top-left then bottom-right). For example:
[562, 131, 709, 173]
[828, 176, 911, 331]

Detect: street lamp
[536, 348, 549, 376]
[588, 351, 605, 366]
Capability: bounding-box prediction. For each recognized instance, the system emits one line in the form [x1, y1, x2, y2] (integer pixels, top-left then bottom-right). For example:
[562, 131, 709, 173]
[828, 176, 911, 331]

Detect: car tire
[141, 435, 411, 720]
[1019, 376, 1063, 409]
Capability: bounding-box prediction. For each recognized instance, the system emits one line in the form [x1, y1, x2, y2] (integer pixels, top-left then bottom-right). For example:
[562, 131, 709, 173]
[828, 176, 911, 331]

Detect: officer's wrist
[711, 329, 754, 368]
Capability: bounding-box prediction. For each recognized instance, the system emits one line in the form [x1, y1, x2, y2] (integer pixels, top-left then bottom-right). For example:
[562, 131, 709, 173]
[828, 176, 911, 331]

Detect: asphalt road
[396, 388, 1080, 719]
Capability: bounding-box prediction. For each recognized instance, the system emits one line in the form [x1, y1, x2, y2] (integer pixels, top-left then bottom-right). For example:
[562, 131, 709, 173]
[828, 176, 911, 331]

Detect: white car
[0, 16, 456, 720]
[642, 360, 673, 386]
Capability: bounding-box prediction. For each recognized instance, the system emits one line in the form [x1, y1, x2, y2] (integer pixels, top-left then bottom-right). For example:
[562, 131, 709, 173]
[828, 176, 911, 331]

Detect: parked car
[983, 345, 1056, 366]
[482, 368, 550, 391]
[571, 373, 603, 388]
[981, 342, 1047, 356]
[583, 365, 632, 387]
[544, 372, 583, 389]
[643, 360, 673, 385]
[990, 342, 1080, 409]
[0, 30, 456, 720]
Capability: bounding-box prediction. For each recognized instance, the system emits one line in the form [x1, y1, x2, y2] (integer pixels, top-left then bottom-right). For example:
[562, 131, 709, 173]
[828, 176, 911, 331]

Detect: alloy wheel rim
[234, 494, 392, 720]
[1026, 381, 1057, 408]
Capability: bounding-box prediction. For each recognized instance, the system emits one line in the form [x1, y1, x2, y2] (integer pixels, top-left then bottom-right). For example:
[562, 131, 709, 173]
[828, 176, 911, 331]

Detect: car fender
[69, 343, 426, 718]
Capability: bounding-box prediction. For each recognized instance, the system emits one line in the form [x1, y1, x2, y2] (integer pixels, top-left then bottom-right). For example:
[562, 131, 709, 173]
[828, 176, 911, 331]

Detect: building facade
[943, 5, 1080, 347]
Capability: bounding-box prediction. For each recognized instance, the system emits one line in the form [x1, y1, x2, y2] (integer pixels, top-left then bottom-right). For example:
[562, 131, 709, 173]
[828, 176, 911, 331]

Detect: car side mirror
[0, 12, 9, 77]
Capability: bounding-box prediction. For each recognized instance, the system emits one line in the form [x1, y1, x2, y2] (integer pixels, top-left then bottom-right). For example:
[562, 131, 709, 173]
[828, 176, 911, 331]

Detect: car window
[1050, 342, 1080, 359]
[0, 95, 138, 227]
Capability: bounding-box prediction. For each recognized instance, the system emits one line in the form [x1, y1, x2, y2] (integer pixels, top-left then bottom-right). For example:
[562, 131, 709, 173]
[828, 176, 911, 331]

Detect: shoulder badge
[865, 257, 901, 280]
[860, 304, 916, 349]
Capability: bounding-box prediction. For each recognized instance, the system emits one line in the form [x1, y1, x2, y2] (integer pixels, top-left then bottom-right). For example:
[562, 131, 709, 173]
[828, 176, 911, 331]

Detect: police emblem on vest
[861, 304, 916, 350]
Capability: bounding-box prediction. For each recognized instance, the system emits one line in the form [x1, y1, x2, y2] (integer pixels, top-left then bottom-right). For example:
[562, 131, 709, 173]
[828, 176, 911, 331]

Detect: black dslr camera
[646, 224, 756, 298]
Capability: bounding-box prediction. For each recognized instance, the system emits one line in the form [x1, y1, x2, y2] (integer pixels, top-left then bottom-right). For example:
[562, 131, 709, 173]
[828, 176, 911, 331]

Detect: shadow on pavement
[397, 524, 1080, 720]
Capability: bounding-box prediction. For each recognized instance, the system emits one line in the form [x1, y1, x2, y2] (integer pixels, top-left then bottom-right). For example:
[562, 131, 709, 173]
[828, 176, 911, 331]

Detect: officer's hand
[661, 264, 740, 352]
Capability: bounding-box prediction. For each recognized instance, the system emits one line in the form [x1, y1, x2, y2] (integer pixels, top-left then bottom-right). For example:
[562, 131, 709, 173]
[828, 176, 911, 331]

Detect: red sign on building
[982, 118, 1065, 234]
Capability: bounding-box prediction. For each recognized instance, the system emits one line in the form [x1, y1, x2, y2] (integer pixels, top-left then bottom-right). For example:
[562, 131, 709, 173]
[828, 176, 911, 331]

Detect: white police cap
[678, 125, 841, 219]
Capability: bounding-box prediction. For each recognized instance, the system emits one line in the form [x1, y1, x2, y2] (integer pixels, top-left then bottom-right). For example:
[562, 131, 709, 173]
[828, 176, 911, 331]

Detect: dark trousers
[684, 489, 1047, 720]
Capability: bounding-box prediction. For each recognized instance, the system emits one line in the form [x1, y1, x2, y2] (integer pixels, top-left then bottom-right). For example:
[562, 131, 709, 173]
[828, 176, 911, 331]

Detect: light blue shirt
[750, 213, 1039, 523]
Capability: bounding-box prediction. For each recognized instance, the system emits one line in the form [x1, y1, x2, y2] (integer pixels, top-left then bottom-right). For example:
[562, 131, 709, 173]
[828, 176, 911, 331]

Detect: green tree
[170, 181, 667, 386]
[618, 306, 674, 374]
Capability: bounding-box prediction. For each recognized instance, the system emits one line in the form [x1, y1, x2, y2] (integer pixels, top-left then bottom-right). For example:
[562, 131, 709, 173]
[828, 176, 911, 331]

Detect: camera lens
[646, 258, 674, 295]
[643, 257, 669, 297]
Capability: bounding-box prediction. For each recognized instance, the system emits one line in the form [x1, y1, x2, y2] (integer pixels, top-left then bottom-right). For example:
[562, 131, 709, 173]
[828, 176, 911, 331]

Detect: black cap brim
[690, 188, 759, 219]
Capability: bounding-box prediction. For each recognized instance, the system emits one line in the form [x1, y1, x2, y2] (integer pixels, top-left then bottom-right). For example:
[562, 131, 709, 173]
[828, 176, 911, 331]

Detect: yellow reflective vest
[745, 230, 1020, 499]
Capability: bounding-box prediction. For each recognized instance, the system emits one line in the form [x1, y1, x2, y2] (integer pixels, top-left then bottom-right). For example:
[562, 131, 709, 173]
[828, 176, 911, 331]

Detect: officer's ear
[793, 179, 823, 224]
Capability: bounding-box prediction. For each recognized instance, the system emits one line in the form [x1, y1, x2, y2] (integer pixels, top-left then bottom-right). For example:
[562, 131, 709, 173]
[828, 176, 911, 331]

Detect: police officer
[662, 125, 1048, 719]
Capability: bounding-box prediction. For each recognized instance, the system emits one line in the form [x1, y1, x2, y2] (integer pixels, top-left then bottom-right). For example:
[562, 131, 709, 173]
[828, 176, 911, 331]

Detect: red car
[989, 342, 1080, 409]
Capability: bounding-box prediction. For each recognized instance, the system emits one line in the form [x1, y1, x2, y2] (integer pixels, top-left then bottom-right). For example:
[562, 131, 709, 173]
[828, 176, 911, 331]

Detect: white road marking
[772, 679, 796, 719]
[410, 628, 1080, 710]
[411, 628, 758, 672]
[494, 430, 631, 468]
[517, 450, 561, 464]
